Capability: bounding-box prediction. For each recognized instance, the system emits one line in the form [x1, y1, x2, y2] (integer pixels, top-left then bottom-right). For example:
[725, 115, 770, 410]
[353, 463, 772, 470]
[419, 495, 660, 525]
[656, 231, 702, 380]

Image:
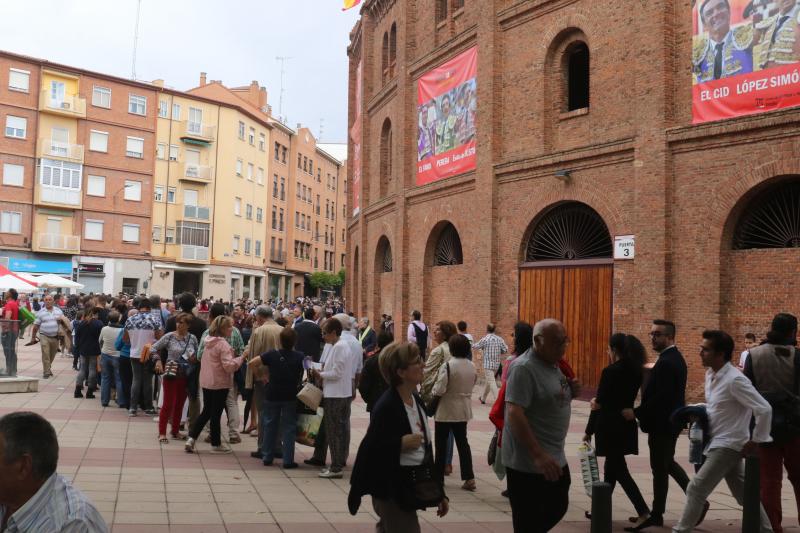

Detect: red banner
[351, 60, 362, 217]
[691, 0, 800, 124]
[416, 47, 477, 186]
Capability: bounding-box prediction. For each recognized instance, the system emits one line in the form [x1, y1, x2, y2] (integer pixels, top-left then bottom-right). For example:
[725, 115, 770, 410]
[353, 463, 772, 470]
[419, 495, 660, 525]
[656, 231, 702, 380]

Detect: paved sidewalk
[0, 342, 797, 532]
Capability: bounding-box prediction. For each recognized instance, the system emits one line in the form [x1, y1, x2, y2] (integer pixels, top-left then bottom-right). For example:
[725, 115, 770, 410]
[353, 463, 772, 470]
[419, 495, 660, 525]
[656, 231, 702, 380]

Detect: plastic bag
[578, 443, 600, 497]
[296, 406, 323, 447]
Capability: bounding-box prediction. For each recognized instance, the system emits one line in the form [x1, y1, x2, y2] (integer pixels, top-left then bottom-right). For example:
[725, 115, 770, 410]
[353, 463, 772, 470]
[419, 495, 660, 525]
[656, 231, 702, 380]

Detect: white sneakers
[210, 445, 232, 454]
[184, 437, 195, 453]
[318, 469, 343, 479]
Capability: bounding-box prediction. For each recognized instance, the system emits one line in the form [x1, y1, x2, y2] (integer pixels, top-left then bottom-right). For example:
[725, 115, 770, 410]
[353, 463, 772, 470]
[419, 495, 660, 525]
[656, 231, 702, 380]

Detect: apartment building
[0, 51, 156, 294]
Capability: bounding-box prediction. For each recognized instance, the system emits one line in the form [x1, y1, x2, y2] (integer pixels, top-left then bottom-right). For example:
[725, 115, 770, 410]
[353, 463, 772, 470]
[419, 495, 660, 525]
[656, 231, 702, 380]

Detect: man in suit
[622, 320, 699, 531]
[754, 0, 800, 70]
[295, 307, 323, 362]
[358, 318, 377, 356]
[693, 0, 754, 83]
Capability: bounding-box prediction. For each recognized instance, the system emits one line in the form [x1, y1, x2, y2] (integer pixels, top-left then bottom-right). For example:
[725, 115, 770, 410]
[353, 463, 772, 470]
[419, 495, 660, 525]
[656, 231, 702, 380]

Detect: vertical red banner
[351, 60, 362, 217]
[416, 47, 477, 186]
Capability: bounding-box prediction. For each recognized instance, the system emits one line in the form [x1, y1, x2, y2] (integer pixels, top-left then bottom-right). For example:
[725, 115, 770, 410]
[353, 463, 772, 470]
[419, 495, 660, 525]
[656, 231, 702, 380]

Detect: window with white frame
[126, 137, 144, 158]
[39, 158, 81, 189]
[89, 130, 109, 152]
[246, 203, 253, 219]
[92, 86, 111, 108]
[247, 163, 254, 180]
[122, 223, 140, 243]
[236, 159, 243, 176]
[188, 107, 203, 133]
[169, 145, 179, 161]
[0, 211, 21, 233]
[128, 94, 146, 115]
[152, 225, 162, 242]
[158, 100, 168, 118]
[124, 180, 142, 201]
[255, 240, 262, 256]
[256, 207, 263, 223]
[172, 103, 181, 120]
[156, 143, 166, 160]
[248, 127, 255, 145]
[167, 186, 176, 203]
[259, 133, 266, 151]
[154, 185, 164, 202]
[84, 219, 104, 241]
[8, 69, 30, 92]
[234, 197, 241, 216]
[233, 235, 240, 253]
[238, 121, 245, 140]
[165, 226, 175, 243]
[87, 175, 106, 197]
[257, 167, 264, 185]
[5, 116, 26, 138]
[2, 163, 24, 186]
[244, 238, 251, 255]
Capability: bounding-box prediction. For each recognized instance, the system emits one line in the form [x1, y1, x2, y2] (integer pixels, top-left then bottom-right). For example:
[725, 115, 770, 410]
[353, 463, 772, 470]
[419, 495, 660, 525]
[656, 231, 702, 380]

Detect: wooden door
[518, 262, 613, 389]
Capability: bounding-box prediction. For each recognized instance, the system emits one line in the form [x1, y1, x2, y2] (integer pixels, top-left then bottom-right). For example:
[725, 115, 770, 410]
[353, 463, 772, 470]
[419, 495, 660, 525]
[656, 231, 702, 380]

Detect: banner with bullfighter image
[416, 46, 477, 186]
[692, 0, 800, 123]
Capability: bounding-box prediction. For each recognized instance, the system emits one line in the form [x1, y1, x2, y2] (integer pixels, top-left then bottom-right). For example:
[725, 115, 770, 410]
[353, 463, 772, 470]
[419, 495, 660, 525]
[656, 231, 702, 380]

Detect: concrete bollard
[742, 454, 761, 533]
[591, 481, 612, 533]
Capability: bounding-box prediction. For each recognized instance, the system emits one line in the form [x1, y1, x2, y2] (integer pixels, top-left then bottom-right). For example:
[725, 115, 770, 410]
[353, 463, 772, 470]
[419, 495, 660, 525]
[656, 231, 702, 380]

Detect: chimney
[259, 87, 267, 109]
[151, 79, 164, 88]
[199, 72, 207, 86]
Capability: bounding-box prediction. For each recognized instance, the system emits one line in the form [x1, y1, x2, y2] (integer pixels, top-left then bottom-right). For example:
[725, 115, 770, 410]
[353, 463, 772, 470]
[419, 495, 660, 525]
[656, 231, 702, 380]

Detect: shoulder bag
[424, 362, 449, 417]
[400, 399, 446, 510]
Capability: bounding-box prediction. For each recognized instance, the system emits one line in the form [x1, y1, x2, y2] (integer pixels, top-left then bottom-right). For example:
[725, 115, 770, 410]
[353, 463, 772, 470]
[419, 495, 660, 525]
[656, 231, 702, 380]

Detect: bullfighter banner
[351, 60, 362, 217]
[417, 46, 477, 186]
[692, 0, 800, 123]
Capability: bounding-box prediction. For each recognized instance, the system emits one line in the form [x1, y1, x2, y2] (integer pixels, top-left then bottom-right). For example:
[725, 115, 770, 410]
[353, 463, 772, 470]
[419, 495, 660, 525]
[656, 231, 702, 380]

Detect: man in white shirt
[672, 330, 774, 533]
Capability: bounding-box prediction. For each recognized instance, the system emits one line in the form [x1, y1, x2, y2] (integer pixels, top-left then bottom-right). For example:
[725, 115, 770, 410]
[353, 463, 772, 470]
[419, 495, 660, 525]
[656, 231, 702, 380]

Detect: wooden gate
[518, 260, 613, 389]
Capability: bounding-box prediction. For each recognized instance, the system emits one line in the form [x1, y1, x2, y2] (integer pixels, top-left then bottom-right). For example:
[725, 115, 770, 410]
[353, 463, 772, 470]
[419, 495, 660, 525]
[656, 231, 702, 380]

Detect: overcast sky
[0, 0, 360, 142]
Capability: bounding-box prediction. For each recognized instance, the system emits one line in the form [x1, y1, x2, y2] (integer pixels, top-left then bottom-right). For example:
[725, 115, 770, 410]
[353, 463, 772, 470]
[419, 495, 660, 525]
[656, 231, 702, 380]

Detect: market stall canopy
[0, 265, 39, 291]
[26, 274, 84, 289]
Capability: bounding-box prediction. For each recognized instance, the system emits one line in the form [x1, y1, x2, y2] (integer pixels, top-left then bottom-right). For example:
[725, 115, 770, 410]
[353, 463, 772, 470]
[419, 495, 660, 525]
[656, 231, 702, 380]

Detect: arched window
[733, 180, 800, 249]
[381, 32, 389, 84]
[565, 42, 590, 111]
[389, 23, 397, 78]
[436, 0, 448, 23]
[433, 223, 463, 266]
[379, 118, 392, 197]
[376, 237, 393, 273]
[525, 202, 611, 261]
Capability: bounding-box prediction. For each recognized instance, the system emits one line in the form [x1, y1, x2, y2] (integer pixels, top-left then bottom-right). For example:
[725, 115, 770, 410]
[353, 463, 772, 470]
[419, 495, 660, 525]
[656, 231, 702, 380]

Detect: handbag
[297, 381, 323, 411]
[487, 429, 499, 466]
[424, 362, 450, 417]
[400, 399, 445, 510]
[578, 443, 600, 497]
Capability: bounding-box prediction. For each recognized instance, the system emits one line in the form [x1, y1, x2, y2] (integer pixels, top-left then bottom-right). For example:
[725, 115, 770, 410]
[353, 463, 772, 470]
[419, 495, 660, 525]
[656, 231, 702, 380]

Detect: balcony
[183, 204, 211, 221]
[180, 163, 213, 183]
[37, 139, 84, 163]
[180, 122, 216, 144]
[181, 245, 209, 262]
[269, 250, 286, 263]
[34, 232, 80, 254]
[37, 184, 81, 208]
[39, 91, 86, 118]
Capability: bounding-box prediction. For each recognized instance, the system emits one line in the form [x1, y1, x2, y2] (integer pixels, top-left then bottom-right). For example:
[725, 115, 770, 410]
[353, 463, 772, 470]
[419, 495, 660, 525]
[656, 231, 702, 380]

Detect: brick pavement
[1, 342, 798, 532]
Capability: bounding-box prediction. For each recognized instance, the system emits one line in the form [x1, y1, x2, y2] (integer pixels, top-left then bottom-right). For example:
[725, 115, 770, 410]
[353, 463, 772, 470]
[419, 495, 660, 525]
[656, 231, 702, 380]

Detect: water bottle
[689, 422, 704, 464]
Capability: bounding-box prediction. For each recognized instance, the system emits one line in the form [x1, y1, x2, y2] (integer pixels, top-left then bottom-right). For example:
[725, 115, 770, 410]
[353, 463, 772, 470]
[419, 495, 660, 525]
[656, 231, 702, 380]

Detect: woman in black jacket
[348, 341, 448, 532]
[358, 330, 394, 413]
[74, 307, 105, 399]
[584, 333, 651, 527]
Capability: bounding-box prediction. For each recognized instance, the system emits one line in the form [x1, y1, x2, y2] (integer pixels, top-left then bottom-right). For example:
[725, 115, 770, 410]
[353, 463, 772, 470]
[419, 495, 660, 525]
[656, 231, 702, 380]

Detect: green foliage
[309, 271, 340, 290]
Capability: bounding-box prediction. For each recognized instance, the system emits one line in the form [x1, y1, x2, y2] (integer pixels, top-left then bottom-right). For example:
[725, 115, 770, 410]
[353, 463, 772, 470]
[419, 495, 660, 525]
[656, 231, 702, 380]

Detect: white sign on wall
[614, 235, 635, 260]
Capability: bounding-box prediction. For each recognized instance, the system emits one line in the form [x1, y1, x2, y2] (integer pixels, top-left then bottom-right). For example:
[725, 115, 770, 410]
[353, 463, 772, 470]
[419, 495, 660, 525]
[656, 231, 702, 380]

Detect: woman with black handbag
[348, 341, 449, 532]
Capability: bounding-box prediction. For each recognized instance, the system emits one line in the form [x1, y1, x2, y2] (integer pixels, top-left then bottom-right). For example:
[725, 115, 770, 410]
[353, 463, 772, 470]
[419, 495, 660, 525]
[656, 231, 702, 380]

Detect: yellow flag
[343, 0, 361, 10]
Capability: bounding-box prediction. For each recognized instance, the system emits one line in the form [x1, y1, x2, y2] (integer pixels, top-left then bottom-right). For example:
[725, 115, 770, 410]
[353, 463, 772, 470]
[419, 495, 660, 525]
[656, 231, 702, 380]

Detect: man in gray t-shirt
[502, 319, 572, 532]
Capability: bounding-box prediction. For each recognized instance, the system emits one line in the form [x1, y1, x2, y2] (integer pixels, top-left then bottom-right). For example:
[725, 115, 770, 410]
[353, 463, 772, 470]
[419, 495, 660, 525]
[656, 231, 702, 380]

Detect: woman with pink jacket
[185, 316, 244, 454]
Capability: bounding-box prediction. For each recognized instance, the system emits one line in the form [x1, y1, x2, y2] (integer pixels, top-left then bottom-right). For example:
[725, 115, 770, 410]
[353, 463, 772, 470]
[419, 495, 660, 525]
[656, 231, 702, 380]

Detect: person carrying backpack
[407, 310, 430, 361]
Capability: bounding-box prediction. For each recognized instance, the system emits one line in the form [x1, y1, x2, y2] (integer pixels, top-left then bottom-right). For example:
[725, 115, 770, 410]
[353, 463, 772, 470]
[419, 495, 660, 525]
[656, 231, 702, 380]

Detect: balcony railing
[270, 250, 286, 263]
[37, 139, 84, 162]
[180, 163, 213, 183]
[181, 121, 216, 142]
[38, 184, 81, 207]
[181, 245, 209, 261]
[183, 205, 211, 221]
[39, 91, 86, 117]
[34, 232, 80, 254]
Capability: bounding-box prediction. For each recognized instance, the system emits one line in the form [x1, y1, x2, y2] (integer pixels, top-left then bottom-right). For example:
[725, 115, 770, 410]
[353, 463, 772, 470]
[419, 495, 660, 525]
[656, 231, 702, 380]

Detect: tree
[309, 271, 338, 291]
[336, 268, 345, 287]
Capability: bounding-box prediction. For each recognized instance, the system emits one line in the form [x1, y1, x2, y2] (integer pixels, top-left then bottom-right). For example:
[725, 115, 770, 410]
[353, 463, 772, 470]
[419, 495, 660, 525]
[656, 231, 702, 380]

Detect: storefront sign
[78, 263, 104, 274]
[614, 235, 635, 260]
[9, 258, 72, 275]
[209, 274, 226, 284]
[417, 46, 477, 185]
[692, 0, 800, 123]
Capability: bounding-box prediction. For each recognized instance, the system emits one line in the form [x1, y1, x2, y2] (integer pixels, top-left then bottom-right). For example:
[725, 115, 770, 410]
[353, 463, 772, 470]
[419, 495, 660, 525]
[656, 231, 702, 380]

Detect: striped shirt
[34, 306, 64, 337]
[0, 473, 107, 532]
[473, 333, 509, 370]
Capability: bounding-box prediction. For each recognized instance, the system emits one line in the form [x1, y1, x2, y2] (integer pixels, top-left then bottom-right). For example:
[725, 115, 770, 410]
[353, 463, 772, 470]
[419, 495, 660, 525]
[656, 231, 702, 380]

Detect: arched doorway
[518, 202, 613, 389]
[422, 221, 464, 327]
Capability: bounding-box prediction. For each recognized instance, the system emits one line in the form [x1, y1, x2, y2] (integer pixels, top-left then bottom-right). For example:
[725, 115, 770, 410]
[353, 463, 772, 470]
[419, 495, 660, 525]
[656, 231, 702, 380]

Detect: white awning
[152, 263, 209, 272]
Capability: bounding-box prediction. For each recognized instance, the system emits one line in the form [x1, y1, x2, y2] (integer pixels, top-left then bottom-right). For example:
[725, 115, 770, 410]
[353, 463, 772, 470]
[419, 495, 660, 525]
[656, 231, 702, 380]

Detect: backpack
[412, 322, 428, 360]
[760, 347, 800, 442]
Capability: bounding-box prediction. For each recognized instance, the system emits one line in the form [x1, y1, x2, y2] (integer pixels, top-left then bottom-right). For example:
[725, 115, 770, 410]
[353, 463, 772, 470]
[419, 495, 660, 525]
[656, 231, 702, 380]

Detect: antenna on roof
[318, 118, 325, 142]
[275, 56, 293, 121]
[131, 0, 142, 79]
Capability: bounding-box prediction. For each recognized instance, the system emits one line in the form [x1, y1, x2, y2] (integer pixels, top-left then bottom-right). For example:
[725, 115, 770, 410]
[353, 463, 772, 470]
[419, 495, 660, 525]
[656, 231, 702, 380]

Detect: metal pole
[590, 481, 612, 533]
[742, 454, 761, 533]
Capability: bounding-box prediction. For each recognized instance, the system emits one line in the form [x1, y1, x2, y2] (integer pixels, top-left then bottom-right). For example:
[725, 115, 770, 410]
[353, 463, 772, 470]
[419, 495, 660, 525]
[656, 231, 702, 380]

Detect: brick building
[344, 0, 800, 395]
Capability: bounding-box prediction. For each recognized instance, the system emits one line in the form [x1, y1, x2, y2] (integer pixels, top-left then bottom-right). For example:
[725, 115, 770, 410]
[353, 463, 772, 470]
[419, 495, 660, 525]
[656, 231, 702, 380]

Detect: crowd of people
[1, 287, 799, 533]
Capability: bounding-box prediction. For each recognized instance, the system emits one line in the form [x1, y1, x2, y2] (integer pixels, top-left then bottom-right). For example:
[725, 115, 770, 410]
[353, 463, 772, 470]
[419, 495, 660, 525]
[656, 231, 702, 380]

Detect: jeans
[435, 421, 474, 481]
[604, 454, 650, 516]
[100, 354, 123, 406]
[507, 465, 570, 532]
[262, 400, 298, 464]
[1, 331, 18, 377]
[648, 431, 690, 518]
[159, 375, 188, 436]
[118, 357, 133, 409]
[190, 388, 228, 446]
[672, 447, 772, 532]
[759, 437, 800, 533]
[76, 355, 98, 390]
[130, 359, 154, 411]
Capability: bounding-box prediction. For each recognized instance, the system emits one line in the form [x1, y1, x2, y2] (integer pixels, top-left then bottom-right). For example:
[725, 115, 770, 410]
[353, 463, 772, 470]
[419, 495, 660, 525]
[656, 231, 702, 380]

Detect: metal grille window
[433, 223, 463, 266]
[734, 181, 800, 249]
[176, 221, 210, 247]
[525, 203, 612, 261]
